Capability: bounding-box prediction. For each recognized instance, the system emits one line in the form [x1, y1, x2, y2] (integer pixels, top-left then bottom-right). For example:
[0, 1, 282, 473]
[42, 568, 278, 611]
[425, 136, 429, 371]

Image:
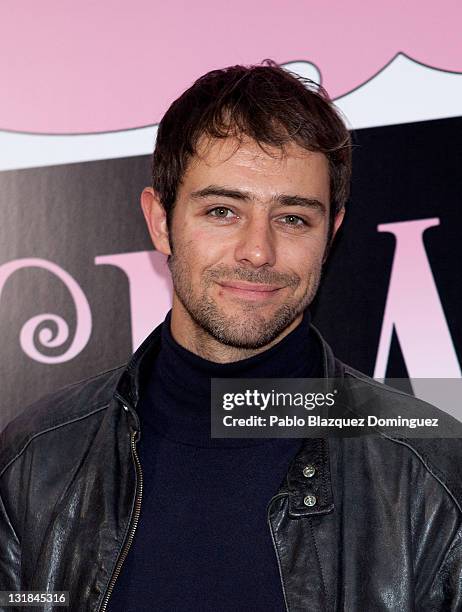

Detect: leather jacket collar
[113, 319, 341, 520]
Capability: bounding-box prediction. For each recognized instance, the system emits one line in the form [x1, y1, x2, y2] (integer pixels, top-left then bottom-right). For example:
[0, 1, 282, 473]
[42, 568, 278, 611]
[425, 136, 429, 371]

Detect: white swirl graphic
[0, 258, 92, 363]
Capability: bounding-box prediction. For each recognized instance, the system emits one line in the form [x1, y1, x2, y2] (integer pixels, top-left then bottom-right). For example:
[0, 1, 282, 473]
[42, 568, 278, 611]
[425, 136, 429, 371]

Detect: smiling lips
[218, 281, 283, 301]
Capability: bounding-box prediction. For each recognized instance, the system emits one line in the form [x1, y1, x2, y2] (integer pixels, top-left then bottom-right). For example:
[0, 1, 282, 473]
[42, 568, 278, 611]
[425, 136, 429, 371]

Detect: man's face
[146, 136, 343, 350]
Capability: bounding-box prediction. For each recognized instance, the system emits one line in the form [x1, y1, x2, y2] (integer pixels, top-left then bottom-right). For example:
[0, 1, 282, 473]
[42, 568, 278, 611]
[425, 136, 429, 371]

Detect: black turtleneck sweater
[108, 308, 322, 612]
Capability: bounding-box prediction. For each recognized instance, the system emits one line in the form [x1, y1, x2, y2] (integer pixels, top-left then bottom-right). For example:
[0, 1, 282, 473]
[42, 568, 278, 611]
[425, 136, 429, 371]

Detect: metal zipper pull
[99, 420, 143, 612]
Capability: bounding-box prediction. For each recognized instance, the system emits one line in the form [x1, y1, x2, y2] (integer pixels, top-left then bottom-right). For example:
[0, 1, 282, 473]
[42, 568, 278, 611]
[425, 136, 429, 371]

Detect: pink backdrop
[1, 1, 461, 134]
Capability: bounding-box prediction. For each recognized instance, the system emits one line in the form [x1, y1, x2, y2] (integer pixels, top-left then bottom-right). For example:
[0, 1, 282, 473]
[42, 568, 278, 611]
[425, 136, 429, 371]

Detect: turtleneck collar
[165, 307, 314, 376]
[139, 308, 322, 447]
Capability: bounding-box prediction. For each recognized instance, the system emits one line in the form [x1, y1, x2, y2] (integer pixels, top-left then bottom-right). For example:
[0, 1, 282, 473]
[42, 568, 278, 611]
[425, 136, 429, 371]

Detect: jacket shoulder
[342, 361, 462, 513]
[0, 365, 126, 476]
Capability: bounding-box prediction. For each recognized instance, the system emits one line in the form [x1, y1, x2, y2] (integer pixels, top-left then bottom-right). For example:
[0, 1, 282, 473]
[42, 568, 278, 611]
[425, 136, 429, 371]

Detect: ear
[140, 187, 172, 256]
[331, 206, 345, 240]
[322, 207, 346, 265]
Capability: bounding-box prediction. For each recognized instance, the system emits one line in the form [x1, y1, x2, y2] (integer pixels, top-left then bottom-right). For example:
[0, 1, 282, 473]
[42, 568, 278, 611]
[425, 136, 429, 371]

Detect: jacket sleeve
[423, 523, 462, 611]
[0, 486, 21, 591]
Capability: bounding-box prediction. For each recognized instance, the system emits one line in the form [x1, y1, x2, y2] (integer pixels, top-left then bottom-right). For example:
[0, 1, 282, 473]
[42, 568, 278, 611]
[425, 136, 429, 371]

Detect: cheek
[187, 226, 231, 259]
[179, 219, 218, 249]
[178, 233, 224, 274]
[279, 239, 325, 274]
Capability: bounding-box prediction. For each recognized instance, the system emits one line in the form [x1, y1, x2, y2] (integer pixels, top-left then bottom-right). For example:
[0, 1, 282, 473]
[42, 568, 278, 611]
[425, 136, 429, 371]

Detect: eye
[207, 207, 236, 219]
[279, 214, 307, 227]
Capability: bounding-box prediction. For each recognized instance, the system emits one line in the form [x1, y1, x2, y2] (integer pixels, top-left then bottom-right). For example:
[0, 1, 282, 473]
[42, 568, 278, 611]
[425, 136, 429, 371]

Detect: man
[1, 61, 461, 612]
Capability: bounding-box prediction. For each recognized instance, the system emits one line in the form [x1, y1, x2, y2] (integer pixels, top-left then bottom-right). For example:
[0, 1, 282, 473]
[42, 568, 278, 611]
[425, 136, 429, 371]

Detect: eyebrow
[190, 185, 326, 215]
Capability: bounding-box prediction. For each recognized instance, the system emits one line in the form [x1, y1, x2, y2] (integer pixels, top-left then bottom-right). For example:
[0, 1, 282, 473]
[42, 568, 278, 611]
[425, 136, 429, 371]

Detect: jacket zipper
[99, 427, 143, 612]
[267, 494, 290, 612]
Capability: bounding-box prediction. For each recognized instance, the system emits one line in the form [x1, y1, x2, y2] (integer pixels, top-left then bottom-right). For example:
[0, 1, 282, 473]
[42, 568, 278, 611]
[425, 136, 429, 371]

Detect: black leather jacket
[1, 321, 462, 612]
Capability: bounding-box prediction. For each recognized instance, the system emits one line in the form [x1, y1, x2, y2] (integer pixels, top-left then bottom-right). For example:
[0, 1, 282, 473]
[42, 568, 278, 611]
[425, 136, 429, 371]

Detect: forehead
[180, 135, 330, 200]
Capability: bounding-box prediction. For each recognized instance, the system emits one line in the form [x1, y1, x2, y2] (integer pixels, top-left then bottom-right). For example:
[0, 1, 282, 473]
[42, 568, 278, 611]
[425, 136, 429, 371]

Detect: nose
[234, 214, 276, 268]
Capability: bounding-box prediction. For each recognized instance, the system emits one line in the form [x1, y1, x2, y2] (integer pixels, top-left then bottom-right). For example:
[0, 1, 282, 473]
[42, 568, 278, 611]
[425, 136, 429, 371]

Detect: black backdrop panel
[312, 116, 462, 376]
[1, 116, 461, 429]
[0, 157, 152, 428]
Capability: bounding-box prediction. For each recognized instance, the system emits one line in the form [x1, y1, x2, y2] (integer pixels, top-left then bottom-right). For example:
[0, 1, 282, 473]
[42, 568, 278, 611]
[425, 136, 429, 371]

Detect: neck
[170, 295, 304, 363]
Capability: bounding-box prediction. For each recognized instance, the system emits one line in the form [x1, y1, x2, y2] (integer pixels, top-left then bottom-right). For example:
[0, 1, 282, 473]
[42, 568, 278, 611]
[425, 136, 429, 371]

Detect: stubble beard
[167, 247, 323, 350]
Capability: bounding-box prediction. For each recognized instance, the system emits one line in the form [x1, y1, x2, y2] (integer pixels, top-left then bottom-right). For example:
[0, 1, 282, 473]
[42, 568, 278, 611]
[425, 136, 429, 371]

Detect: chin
[193, 301, 301, 350]
[209, 328, 277, 350]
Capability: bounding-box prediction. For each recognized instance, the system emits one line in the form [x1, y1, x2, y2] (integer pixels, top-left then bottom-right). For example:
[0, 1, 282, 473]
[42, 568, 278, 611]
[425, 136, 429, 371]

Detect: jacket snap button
[123, 405, 129, 411]
[303, 464, 316, 478]
[303, 494, 317, 507]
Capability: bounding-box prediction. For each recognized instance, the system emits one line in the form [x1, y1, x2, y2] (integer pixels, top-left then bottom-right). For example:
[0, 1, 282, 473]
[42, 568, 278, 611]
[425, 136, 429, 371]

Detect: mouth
[217, 281, 284, 301]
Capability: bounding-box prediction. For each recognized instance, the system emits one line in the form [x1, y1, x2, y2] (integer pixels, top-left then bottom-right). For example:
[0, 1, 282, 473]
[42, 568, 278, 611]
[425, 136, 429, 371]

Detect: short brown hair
[152, 60, 352, 240]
